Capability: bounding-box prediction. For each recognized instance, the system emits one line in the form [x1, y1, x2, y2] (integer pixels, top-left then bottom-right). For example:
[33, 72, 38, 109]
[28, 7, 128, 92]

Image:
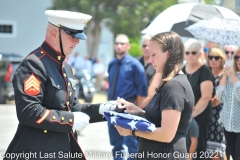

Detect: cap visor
[75, 33, 87, 40]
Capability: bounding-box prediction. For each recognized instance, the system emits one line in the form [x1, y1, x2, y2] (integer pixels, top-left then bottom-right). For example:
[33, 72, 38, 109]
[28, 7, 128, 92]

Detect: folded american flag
[104, 111, 156, 132]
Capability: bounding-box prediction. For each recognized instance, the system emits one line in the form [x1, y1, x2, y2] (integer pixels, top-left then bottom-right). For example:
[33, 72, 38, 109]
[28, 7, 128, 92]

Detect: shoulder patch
[24, 73, 41, 96]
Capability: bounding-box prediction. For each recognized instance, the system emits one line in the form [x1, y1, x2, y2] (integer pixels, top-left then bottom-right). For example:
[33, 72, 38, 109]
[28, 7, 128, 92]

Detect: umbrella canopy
[185, 17, 240, 46]
[141, 2, 240, 37]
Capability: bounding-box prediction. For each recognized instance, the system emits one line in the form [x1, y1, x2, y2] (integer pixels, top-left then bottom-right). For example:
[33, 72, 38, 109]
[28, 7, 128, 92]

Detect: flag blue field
[104, 111, 156, 132]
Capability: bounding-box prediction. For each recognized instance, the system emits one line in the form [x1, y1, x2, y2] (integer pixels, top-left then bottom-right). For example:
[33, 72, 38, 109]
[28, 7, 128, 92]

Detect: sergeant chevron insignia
[24, 73, 41, 96]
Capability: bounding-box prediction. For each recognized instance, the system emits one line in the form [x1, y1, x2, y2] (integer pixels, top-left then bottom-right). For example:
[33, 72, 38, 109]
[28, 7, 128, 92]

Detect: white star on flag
[110, 116, 117, 124]
[127, 120, 138, 130]
[147, 124, 157, 132]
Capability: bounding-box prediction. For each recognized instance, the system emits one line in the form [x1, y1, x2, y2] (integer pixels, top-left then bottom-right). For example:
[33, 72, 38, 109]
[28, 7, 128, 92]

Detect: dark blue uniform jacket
[4, 41, 104, 160]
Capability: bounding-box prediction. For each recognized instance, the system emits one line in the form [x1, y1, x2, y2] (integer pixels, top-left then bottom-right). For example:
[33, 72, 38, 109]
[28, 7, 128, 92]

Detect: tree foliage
[51, 0, 217, 57]
[51, 0, 178, 57]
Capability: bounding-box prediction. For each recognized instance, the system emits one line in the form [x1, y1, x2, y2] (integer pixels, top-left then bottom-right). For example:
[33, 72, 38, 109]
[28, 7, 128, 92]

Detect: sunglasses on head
[142, 44, 147, 48]
[115, 42, 127, 45]
[225, 51, 234, 55]
[208, 55, 221, 60]
[185, 51, 197, 55]
[234, 56, 240, 60]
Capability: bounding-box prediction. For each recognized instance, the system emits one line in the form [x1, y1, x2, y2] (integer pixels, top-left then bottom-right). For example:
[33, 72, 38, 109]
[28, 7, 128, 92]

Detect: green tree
[51, 0, 178, 58]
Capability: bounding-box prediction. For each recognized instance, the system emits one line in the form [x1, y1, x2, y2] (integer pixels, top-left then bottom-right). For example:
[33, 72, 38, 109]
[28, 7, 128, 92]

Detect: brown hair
[151, 32, 184, 92]
[206, 47, 226, 70]
[233, 48, 240, 72]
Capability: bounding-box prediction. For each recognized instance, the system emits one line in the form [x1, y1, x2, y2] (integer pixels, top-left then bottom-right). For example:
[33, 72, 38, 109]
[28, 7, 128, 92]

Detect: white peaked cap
[45, 10, 92, 40]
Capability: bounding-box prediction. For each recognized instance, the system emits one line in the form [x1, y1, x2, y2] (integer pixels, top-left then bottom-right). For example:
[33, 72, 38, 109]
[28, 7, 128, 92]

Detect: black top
[182, 65, 214, 119]
[137, 74, 194, 159]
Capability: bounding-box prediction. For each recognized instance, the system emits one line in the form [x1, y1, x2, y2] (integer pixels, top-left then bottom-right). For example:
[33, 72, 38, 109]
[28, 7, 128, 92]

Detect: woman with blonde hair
[216, 48, 240, 160]
[206, 47, 226, 160]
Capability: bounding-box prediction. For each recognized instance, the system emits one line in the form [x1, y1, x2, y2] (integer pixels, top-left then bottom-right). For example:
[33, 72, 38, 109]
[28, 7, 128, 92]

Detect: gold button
[61, 117, 64, 121]
[41, 51, 43, 54]
[58, 56, 61, 60]
[68, 82, 70, 86]
[44, 130, 47, 133]
[53, 116, 56, 120]
[64, 73, 66, 77]
[73, 87, 76, 90]
[69, 92, 72, 96]
[69, 119, 72, 123]
[66, 101, 69, 106]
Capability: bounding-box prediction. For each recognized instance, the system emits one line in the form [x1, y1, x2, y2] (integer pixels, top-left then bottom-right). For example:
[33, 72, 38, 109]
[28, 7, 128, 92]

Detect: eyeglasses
[234, 56, 240, 60]
[225, 51, 234, 55]
[115, 42, 127, 45]
[142, 44, 147, 48]
[208, 55, 221, 60]
[185, 51, 197, 55]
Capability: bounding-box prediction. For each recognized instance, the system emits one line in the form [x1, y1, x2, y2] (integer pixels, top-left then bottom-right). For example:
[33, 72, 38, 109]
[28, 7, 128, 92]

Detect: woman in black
[182, 40, 214, 160]
[115, 31, 195, 160]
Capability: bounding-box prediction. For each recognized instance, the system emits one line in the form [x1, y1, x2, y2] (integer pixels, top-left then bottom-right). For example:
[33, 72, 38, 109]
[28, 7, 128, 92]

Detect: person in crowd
[107, 34, 148, 160]
[114, 31, 195, 160]
[83, 55, 93, 72]
[3, 10, 118, 160]
[182, 39, 214, 160]
[137, 34, 160, 109]
[67, 52, 85, 71]
[206, 47, 227, 160]
[199, 47, 206, 64]
[216, 48, 240, 160]
[186, 118, 199, 160]
[93, 58, 105, 92]
[223, 45, 238, 60]
[138, 34, 155, 85]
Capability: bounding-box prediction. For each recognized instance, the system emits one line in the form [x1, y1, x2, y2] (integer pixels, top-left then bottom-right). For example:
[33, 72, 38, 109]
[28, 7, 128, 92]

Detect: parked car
[0, 53, 23, 104]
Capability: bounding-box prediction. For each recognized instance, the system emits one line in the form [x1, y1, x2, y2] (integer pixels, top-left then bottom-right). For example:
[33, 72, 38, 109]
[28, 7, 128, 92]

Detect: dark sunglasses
[142, 44, 147, 48]
[185, 51, 197, 55]
[225, 51, 234, 55]
[234, 56, 240, 60]
[115, 42, 127, 45]
[208, 55, 221, 60]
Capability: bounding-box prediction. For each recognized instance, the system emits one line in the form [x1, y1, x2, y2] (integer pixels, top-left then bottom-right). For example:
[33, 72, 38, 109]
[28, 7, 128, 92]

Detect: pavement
[0, 93, 114, 160]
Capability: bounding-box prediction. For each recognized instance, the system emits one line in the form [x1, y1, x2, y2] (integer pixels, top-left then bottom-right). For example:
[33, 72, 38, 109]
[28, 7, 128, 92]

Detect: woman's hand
[224, 65, 234, 78]
[117, 97, 145, 116]
[115, 125, 131, 136]
[224, 65, 238, 84]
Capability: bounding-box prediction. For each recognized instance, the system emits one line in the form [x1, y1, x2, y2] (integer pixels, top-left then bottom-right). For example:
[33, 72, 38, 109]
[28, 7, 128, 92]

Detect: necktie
[109, 60, 121, 100]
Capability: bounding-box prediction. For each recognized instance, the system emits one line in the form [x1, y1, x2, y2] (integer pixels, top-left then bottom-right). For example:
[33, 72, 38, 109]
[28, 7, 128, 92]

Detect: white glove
[99, 100, 121, 115]
[72, 112, 90, 131]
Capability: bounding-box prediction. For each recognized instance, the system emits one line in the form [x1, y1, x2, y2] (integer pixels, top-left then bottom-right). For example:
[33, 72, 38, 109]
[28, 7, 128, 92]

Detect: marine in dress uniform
[4, 10, 117, 160]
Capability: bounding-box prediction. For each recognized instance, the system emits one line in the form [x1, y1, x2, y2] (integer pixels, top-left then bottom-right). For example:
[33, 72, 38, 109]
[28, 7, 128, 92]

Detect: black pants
[195, 115, 211, 160]
[224, 129, 240, 160]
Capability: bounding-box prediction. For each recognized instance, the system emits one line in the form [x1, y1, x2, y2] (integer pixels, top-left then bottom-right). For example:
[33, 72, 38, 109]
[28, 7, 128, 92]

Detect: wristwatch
[131, 130, 136, 137]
